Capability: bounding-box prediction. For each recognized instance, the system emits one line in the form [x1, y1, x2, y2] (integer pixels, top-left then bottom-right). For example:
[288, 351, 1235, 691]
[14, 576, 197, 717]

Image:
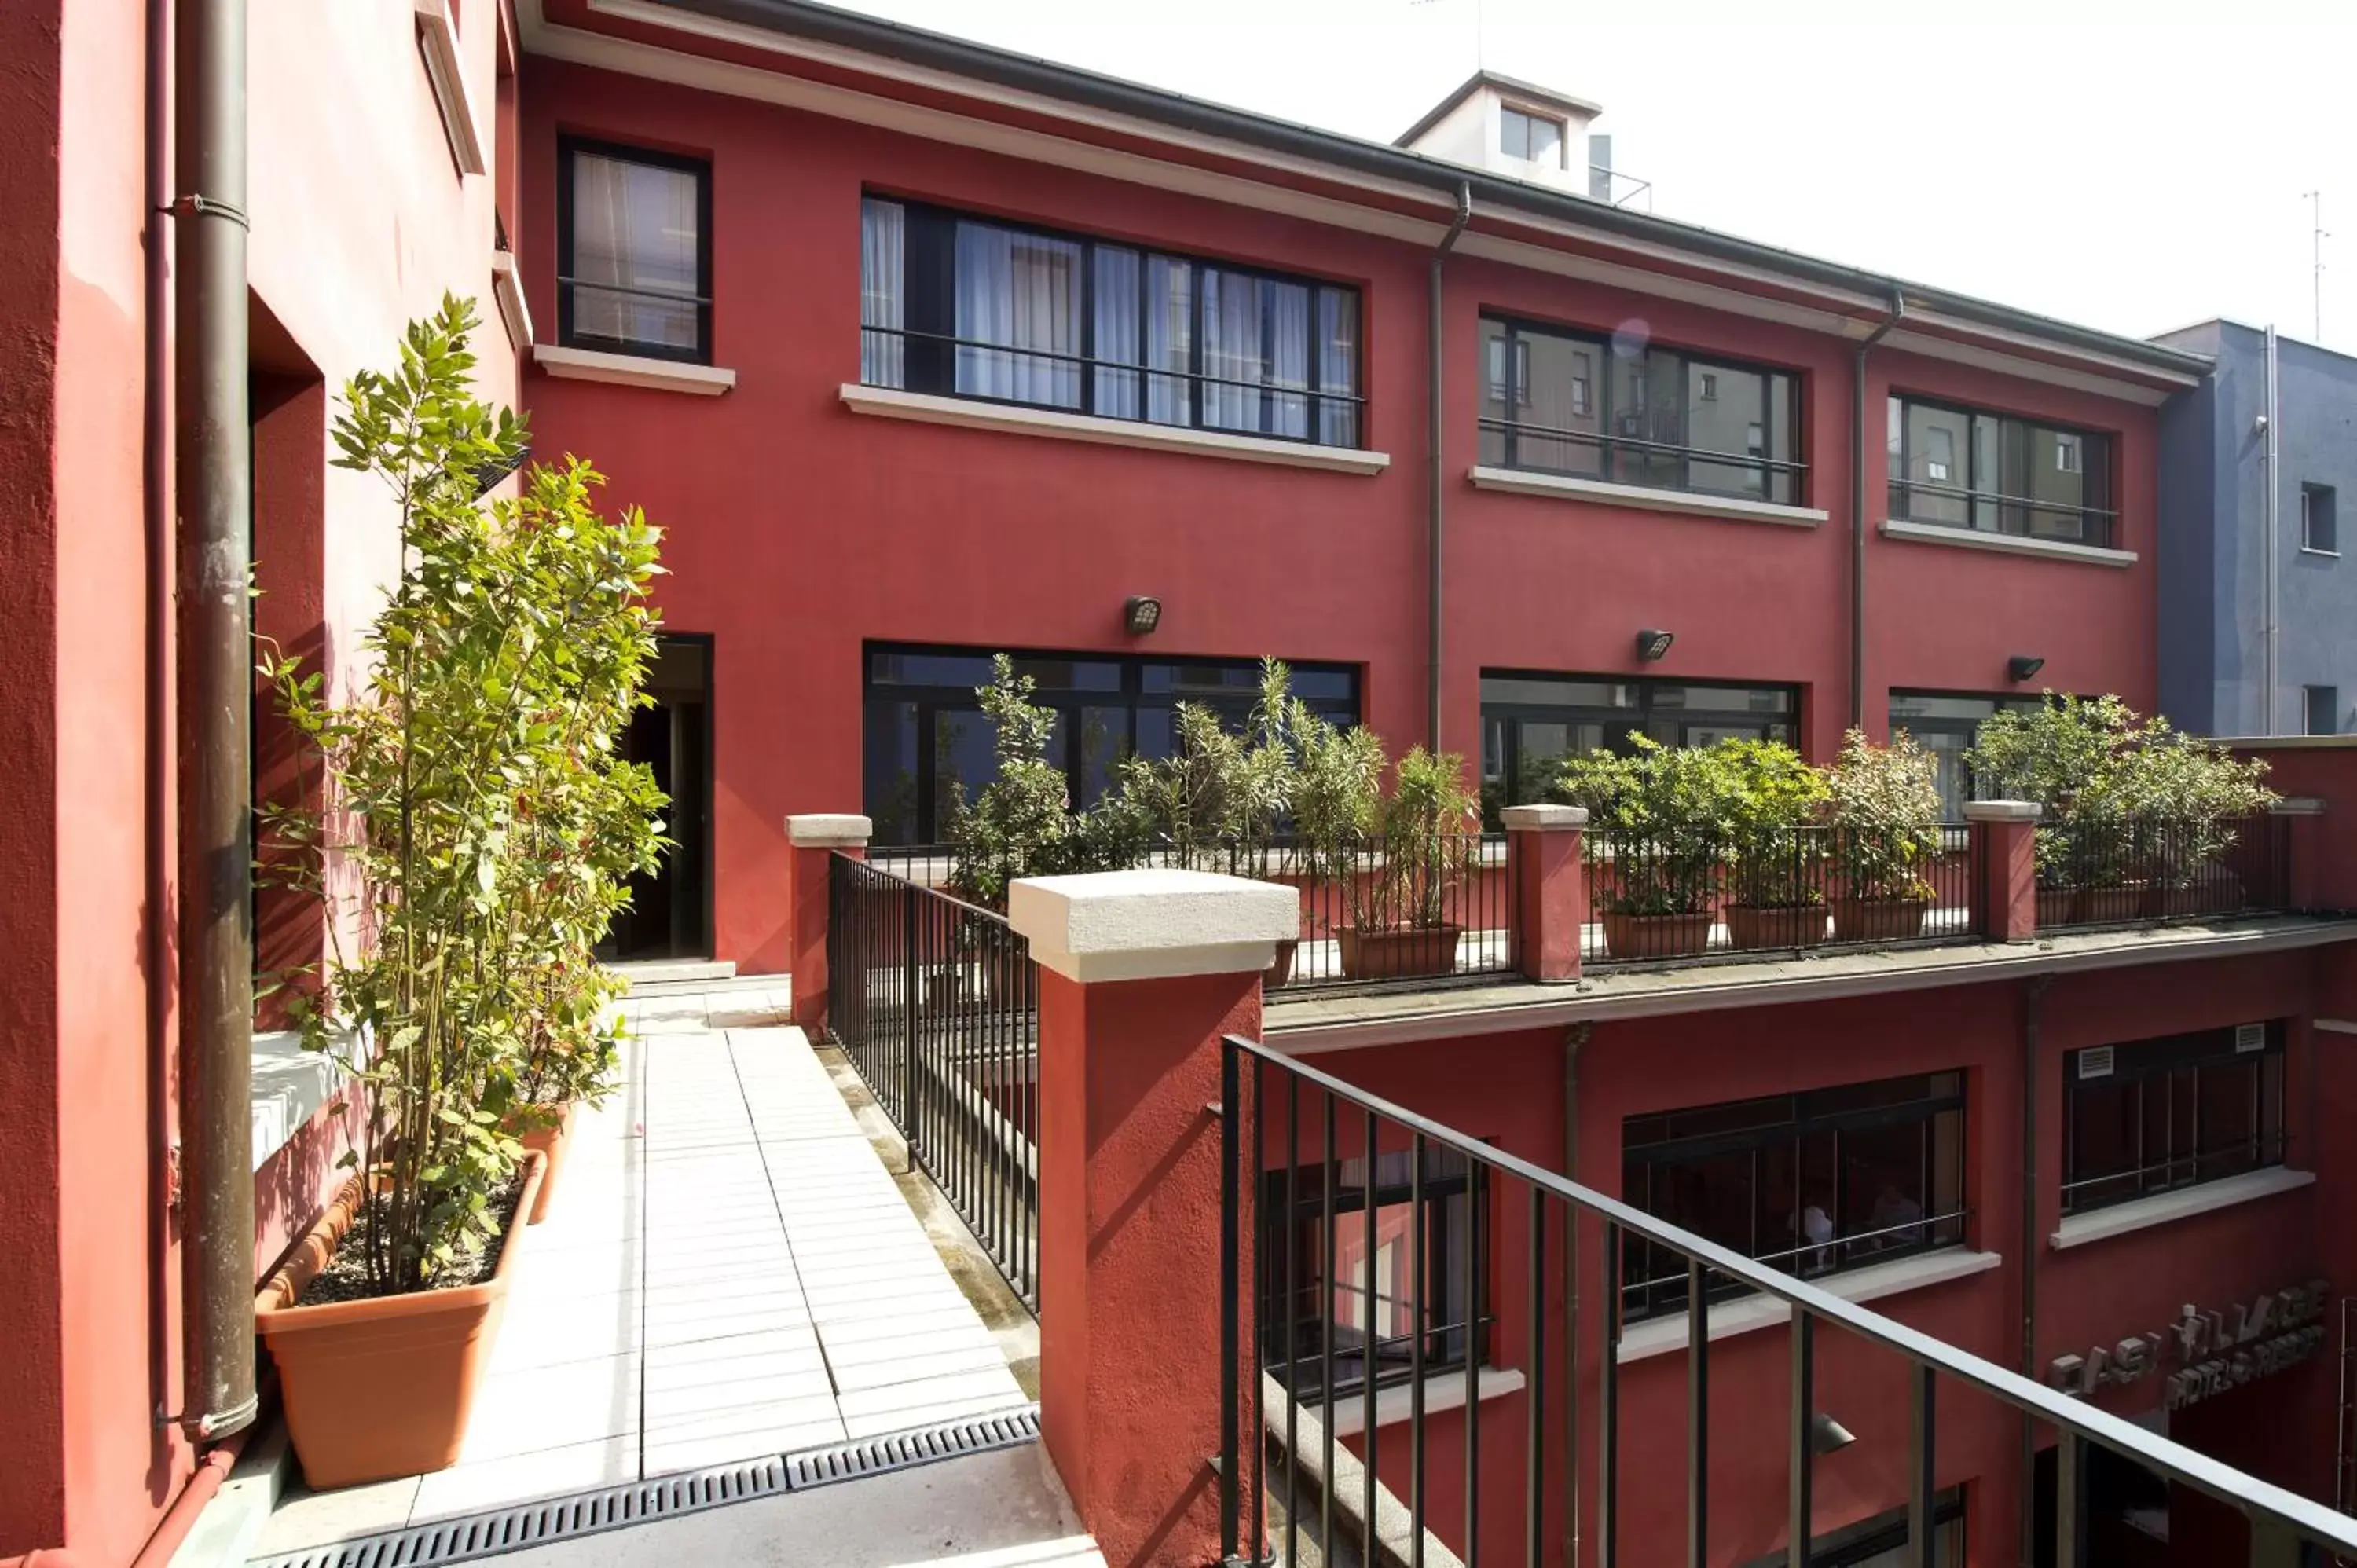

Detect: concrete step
[604, 958, 737, 991]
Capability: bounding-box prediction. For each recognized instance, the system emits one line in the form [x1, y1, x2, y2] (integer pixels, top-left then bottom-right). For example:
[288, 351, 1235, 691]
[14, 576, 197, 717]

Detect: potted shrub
[1338, 746, 1482, 980]
[1286, 701, 1387, 976]
[254, 300, 665, 1487]
[1825, 730, 1944, 942]
[1717, 740, 1831, 951]
[1967, 695, 2142, 925]
[944, 657, 1074, 1004]
[2114, 724, 2276, 918]
[1556, 736, 1734, 960]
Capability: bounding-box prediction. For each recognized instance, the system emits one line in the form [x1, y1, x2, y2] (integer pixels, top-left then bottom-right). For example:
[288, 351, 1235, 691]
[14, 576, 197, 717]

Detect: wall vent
[2078, 1046, 2116, 1079]
[2236, 1021, 2268, 1053]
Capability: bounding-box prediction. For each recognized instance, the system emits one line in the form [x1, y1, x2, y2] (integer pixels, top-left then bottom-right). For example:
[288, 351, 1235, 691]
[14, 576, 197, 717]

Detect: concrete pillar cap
[1962, 800, 2043, 822]
[1501, 804, 1589, 832]
[1008, 869, 1299, 984]
[786, 813, 874, 847]
[2270, 797, 2326, 816]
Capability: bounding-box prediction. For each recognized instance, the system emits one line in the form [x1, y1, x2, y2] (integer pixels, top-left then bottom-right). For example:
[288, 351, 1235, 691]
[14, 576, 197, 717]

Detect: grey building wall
[2154, 320, 2357, 736]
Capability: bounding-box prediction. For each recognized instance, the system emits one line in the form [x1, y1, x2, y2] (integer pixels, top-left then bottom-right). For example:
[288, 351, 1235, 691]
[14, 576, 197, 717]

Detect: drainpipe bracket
[164, 193, 250, 229]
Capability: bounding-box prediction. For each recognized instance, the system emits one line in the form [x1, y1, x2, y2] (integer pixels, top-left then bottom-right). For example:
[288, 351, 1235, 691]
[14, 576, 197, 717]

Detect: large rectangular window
[1479, 671, 1797, 819]
[1260, 1145, 1487, 1399]
[860, 196, 1363, 448]
[2063, 1024, 2287, 1215]
[863, 644, 1360, 845]
[1478, 316, 1802, 504]
[1621, 1072, 1967, 1322]
[1886, 395, 2115, 547]
[557, 138, 711, 363]
[1889, 690, 2047, 819]
[2307, 685, 2341, 737]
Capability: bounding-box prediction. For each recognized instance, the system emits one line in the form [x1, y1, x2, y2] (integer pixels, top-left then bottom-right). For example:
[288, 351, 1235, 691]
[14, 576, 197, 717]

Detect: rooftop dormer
[1395, 69, 1606, 197]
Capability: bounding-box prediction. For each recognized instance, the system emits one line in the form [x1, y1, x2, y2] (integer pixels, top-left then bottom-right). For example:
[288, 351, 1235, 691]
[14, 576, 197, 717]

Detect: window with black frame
[1886, 395, 2115, 548]
[1477, 316, 1802, 504]
[1888, 690, 2047, 819]
[1737, 1493, 1965, 1568]
[2062, 1024, 2286, 1216]
[1479, 672, 1798, 821]
[1620, 1072, 1967, 1322]
[859, 196, 1363, 448]
[557, 138, 711, 363]
[862, 644, 1360, 846]
[1260, 1145, 1486, 1399]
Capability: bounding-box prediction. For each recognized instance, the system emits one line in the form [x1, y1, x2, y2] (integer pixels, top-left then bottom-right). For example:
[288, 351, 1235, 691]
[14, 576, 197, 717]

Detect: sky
[827, 0, 2355, 354]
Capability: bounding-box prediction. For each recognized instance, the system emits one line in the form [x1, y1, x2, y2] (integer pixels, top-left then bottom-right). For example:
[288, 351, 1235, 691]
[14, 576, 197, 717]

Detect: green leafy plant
[1716, 739, 1831, 910]
[259, 296, 667, 1295]
[1826, 729, 1944, 903]
[1353, 746, 1483, 932]
[1554, 735, 1741, 917]
[946, 655, 1073, 910]
[1285, 701, 1387, 903]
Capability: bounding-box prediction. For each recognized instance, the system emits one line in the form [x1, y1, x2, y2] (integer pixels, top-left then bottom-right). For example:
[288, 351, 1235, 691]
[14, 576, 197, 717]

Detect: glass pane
[570, 151, 700, 352]
[2026, 424, 2089, 540]
[1512, 722, 1572, 805]
[1317, 289, 1360, 447]
[1610, 347, 1683, 490]
[1516, 331, 1604, 476]
[869, 650, 996, 689]
[1479, 674, 1627, 709]
[1146, 256, 1193, 426]
[953, 221, 1083, 409]
[1266, 279, 1311, 439]
[860, 197, 904, 387]
[1091, 247, 1142, 419]
[1904, 403, 1970, 525]
[932, 707, 995, 838]
[1076, 706, 1127, 810]
[1685, 361, 1768, 498]
[863, 698, 920, 845]
[1201, 268, 1267, 434]
[2196, 1061, 2260, 1181]
[1838, 1119, 1931, 1264]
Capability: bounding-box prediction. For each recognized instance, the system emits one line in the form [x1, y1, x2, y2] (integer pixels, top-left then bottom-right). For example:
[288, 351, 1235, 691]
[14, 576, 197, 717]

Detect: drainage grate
[250, 1406, 1040, 1568]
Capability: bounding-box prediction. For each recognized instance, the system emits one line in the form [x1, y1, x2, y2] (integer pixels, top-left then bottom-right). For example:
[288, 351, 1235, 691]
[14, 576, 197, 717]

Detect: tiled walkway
[252, 988, 1033, 1557]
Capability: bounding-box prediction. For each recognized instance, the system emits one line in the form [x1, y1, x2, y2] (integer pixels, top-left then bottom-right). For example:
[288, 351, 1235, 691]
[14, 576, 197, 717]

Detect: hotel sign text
[2046, 1278, 2330, 1412]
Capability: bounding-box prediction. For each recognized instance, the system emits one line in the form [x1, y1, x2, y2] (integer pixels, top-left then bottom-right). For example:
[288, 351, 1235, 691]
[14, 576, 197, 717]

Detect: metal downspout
[173, 0, 256, 1438]
[2018, 976, 2051, 1568]
[1850, 288, 1906, 729]
[2264, 324, 2281, 735]
[1562, 1023, 1589, 1568]
[1427, 181, 1472, 752]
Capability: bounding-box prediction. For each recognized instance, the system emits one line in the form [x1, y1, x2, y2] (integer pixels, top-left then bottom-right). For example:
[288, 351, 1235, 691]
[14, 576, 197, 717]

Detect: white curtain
[571, 152, 698, 351]
[1268, 280, 1310, 439]
[1318, 289, 1359, 447]
[1201, 269, 1263, 433]
[1092, 248, 1140, 419]
[1146, 257, 1193, 426]
[955, 222, 1081, 408]
[860, 198, 904, 388]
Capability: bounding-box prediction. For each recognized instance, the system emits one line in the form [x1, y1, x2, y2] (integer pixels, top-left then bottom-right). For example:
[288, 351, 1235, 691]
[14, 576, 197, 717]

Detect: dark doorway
[603, 635, 713, 961]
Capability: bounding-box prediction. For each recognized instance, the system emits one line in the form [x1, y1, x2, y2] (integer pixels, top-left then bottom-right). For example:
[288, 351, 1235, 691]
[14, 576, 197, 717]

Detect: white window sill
[1617, 1247, 2002, 1364]
[2050, 1167, 2314, 1251]
[491, 252, 533, 357]
[1879, 518, 2137, 567]
[1468, 465, 1828, 529]
[536, 344, 737, 396]
[251, 1028, 359, 1171]
[1303, 1365, 1527, 1438]
[2300, 547, 2341, 559]
[838, 383, 1391, 474]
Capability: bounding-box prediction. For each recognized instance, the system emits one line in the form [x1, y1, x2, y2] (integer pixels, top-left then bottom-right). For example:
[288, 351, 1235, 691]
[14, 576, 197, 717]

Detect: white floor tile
[410, 1434, 639, 1523]
[458, 1354, 641, 1464]
[252, 1474, 421, 1552]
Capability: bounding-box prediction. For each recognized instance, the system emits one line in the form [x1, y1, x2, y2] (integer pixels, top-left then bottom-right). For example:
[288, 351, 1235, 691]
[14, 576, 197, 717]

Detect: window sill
[838, 383, 1391, 474]
[1467, 465, 1828, 528]
[1303, 1365, 1527, 1438]
[2049, 1167, 2314, 1252]
[535, 344, 737, 396]
[1879, 518, 2137, 567]
[2300, 547, 2341, 559]
[1616, 1247, 2002, 1364]
[252, 1027, 359, 1172]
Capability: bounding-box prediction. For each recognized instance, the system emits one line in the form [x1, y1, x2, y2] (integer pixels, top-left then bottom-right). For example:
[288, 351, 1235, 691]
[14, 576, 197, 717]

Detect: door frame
[654, 631, 717, 961]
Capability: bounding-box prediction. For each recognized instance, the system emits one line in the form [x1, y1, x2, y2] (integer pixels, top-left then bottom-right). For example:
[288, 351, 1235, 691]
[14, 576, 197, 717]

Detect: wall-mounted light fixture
[2007, 654, 2046, 683]
[1124, 595, 1163, 636]
[1810, 1412, 1858, 1456]
[471, 442, 532, 500]
[1635, 628, 1675, 662]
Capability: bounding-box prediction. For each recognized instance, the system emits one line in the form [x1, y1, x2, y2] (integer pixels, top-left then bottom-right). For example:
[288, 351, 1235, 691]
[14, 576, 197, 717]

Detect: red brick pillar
[2273, 797, 2326, 911]
[1504, 803, 1589, 982]
[1965, 800, 2041, 941]
[1008, 869, 1298, 1568]
[784, 814, 871, 1034]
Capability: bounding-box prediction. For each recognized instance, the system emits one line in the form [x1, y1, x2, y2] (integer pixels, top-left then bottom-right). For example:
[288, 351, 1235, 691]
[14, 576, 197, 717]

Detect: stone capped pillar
[1008, 869, 1298, 1568]
[1503, 802, 1589, 982]
[784, 813, 871, 1034]
[1964, 800, 2041, 942]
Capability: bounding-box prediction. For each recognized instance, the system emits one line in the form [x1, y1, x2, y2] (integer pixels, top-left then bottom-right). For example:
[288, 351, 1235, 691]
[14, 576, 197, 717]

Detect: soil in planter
[296, 1174, 524, 1306]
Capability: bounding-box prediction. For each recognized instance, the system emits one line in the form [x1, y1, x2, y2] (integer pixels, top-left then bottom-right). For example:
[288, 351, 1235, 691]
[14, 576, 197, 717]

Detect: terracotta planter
[1336, 923, 1463, 980]
[1599, 910, 1715, 960]
[510, 1101, 577, 1224]
[256, 1152, 546, 1490]
[1264, 938, 1299, 989]
[1725, 903, 1828, 951]
[1831, 896, 1931, 943]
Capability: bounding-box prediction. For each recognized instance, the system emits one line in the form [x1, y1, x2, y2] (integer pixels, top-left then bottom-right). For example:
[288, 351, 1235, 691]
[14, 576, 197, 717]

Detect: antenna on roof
[2306, 191, 2329, 342]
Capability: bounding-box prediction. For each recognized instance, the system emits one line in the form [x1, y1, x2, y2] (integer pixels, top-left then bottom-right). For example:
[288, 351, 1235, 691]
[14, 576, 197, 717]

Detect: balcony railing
[2036, 812, 2291, 931]
[1216, 1035, 2357, 1567]
[1582, 823, 1981, 965]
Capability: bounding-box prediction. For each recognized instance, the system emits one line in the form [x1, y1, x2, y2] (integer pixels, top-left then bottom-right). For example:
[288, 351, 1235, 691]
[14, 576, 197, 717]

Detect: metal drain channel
[251, 1406, 1041, 1568]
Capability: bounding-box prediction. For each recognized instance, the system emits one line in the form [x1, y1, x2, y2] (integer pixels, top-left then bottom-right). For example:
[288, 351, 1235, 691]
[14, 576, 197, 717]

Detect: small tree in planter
[1716, 740, 1832, 951]
[1338, 746, 1482, 980]
[1287, 705, 1386, 966]
[2110, 724, 2276, 916]
[1556, 736, 1739, 958]
[1967, 694, 2143, 924]
[1825, 730, 1944, 942]
[254, 298, 665, 1488]
[946, 655, 1072, 911]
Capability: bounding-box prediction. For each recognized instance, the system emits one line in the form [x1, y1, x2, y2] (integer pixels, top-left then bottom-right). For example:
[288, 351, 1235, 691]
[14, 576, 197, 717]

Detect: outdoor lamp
[1636, 628, 1675, 662]
[1124, 595, 1163, 636]
[2007, 654, 2046, 683]
[1810, 1412, 1858, 1456]
[470, 441, 532, 500]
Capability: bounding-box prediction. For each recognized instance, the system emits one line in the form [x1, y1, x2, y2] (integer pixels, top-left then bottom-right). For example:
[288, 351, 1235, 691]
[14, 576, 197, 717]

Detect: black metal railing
[827, 852, 1039, 1313]
[2036, 812, 2291, 931]
[1217, 1036, 2357, 1568]
[1479, 412, 1807, 507]
[1887, 481, 2119, 550]
[1582, 824, 1980, 966]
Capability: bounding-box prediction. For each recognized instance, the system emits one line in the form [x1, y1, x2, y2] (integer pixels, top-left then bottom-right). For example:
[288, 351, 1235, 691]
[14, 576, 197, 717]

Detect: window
[1622, 1072, 1967, 1322]
[1886, 395, 2116, 548]
[1499, 105, 1563, 166]
[863, 644, 1361, 845]
[1738, 1493, 1965, 1568]
[859, 196, 1363, 448]
[2307, 686, 2341, 738]
[1479, 671, 1796, 819]
[1889, 690, 2047, 819]
[1478, 317, 1803, 504]
[2302, 483, 2338, 554]
[557, 139, 710, 363]
[1261, 1145, 1487, 1398]
[2062, 1024, 2286, 1215]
